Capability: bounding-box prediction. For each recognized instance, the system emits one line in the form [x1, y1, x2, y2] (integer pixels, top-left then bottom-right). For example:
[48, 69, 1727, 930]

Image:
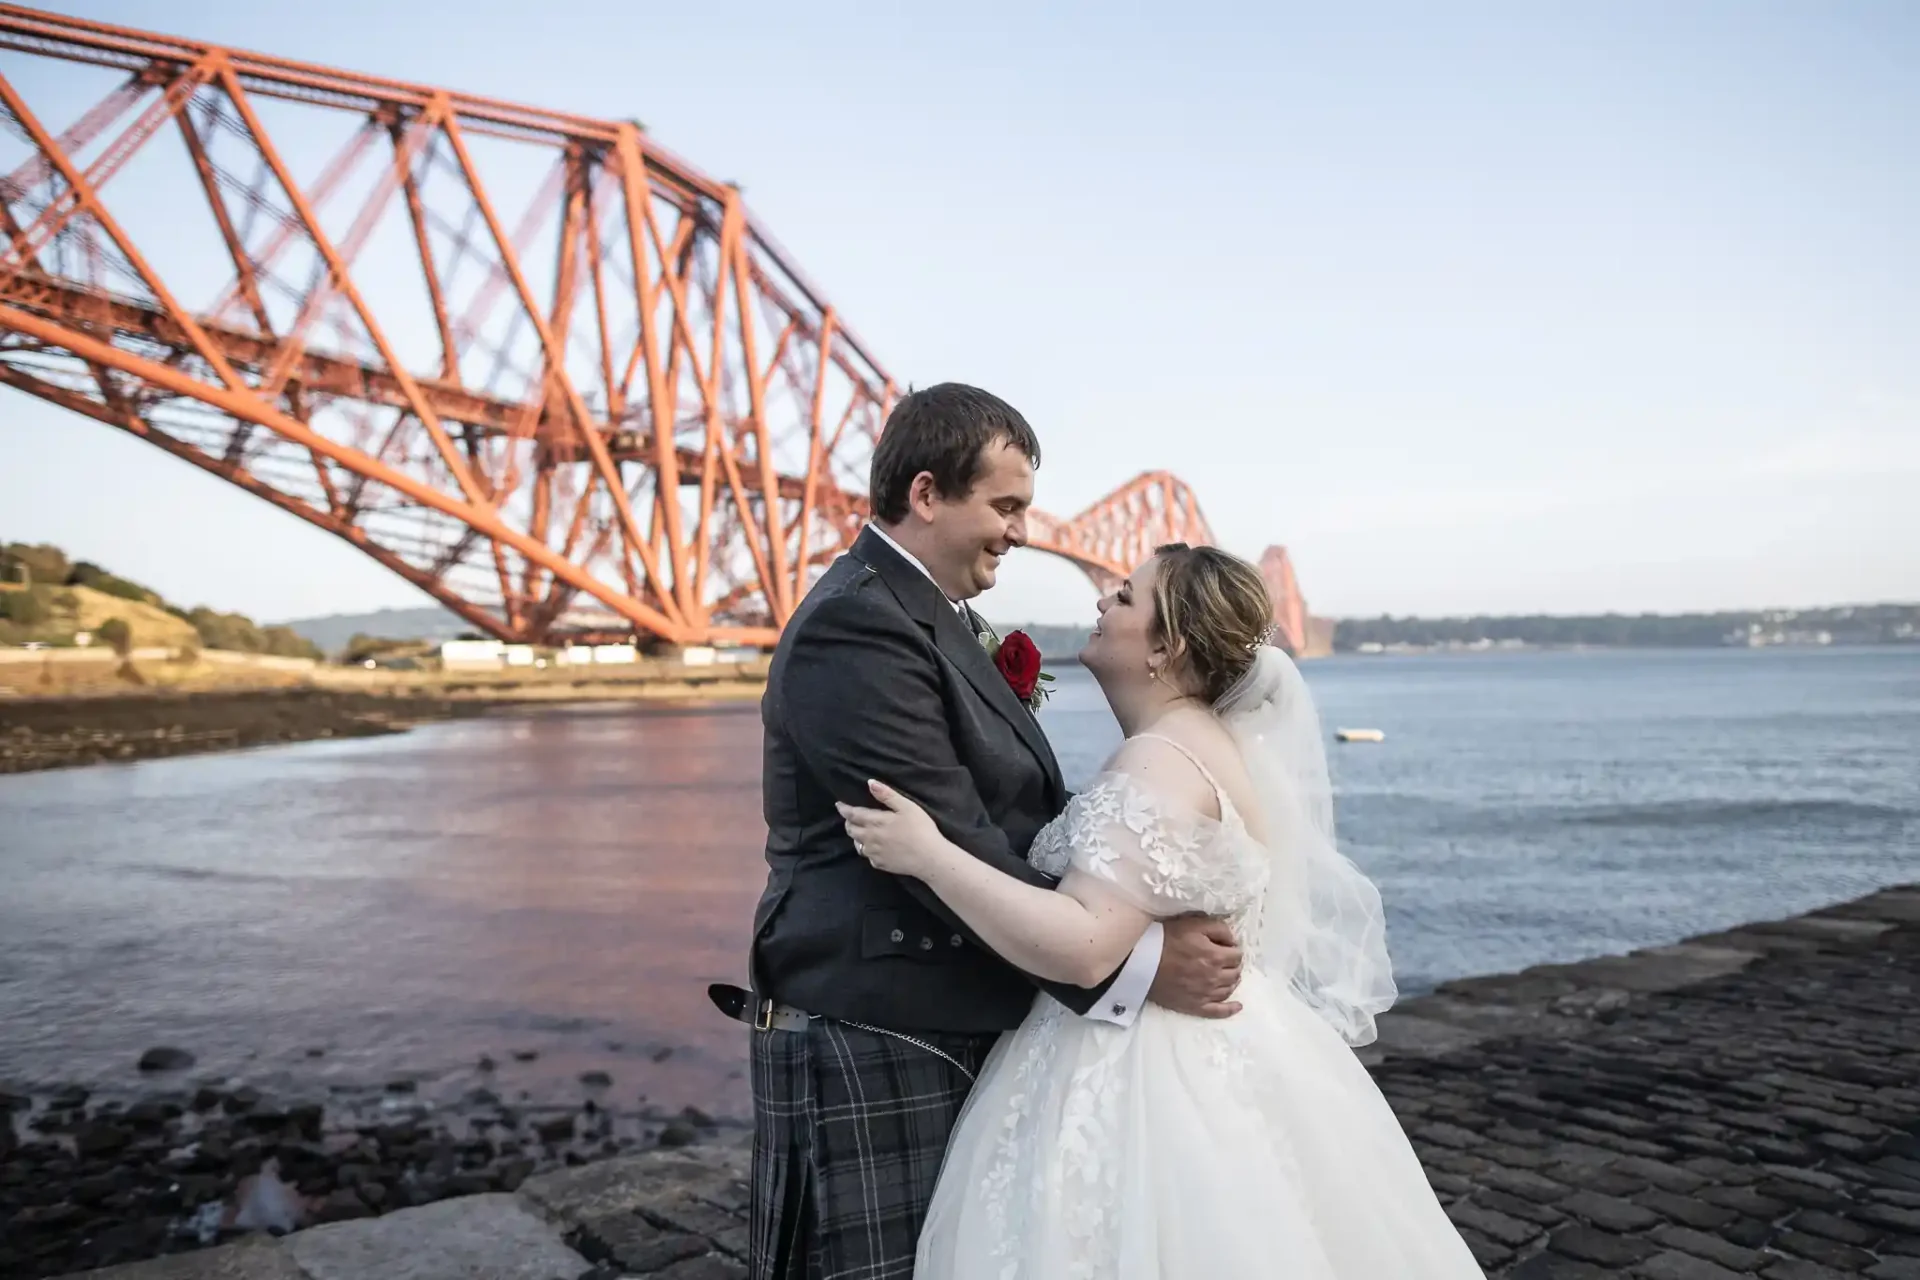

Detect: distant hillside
[276, 605, 471, 655]
[0, 541, 320, 659]
[979, 621, 1091, 663]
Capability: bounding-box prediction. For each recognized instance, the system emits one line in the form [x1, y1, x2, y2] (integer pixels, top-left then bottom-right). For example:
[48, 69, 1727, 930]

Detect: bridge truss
[0, 5, 1304, 650]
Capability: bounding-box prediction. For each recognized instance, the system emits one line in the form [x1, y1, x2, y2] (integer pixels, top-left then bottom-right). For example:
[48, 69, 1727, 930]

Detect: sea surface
[1, 645, 1914, 1120]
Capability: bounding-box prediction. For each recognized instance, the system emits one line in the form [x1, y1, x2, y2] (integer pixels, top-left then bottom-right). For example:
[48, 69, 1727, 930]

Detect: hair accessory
[1245, 623, 1277, 652]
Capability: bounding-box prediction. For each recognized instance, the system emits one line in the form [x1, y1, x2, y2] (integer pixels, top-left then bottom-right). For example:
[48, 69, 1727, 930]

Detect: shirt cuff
[1080, 921, 1162, 1027]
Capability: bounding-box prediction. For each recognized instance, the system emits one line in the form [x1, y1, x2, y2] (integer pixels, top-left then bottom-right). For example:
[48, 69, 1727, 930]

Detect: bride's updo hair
[1148, 543, 1276, 704]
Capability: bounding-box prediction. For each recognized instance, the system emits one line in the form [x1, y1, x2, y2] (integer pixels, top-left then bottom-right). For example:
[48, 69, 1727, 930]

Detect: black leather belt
[708, 982, 811, 1033]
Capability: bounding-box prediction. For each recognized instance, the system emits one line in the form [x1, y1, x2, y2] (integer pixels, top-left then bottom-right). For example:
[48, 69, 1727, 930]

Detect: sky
[1, 1, 1914, 626]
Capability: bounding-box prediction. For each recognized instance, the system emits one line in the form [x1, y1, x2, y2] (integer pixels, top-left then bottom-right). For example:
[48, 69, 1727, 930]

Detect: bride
[838, 543, 1485, 1279]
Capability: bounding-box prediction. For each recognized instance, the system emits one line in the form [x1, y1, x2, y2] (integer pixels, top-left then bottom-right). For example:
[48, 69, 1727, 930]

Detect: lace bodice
[1028, 767, 1271, 959]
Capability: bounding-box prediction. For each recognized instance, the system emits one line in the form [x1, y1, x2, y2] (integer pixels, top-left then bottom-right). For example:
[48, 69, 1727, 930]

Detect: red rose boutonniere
[987, 628, 1054, 712]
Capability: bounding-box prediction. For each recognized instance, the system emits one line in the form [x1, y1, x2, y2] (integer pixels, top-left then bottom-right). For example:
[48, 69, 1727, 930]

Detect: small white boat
[1335, 728, 1386, 743]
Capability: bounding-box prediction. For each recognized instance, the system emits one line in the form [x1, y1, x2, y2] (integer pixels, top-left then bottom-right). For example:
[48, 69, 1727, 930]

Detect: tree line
[1330, 604, 1919, 651]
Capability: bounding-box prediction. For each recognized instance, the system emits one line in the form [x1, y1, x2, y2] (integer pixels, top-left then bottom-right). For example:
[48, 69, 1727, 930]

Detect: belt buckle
[753, 997, 776, 1031]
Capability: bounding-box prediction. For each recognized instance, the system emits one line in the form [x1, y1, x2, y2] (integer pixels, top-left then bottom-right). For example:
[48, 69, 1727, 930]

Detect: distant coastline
[992, 604, 1919, 661]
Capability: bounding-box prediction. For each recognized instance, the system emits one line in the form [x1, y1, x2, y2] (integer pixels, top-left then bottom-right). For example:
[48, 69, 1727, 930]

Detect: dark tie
[963, 605, 988, 641]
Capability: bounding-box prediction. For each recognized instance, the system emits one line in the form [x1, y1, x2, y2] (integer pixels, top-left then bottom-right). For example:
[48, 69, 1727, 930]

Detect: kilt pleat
[750, 1018, 997, 1280]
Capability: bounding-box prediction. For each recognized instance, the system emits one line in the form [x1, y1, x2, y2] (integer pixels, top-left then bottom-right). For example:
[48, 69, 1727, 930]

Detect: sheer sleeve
[1056, 773, 1257, 921]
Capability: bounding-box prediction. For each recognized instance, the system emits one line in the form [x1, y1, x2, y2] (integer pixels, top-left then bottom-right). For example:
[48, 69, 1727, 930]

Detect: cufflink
[1111, 1003, 1126, 1016]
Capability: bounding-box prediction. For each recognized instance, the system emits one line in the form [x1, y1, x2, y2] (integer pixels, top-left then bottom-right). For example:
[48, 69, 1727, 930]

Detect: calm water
[1, 647, 1915, 1120]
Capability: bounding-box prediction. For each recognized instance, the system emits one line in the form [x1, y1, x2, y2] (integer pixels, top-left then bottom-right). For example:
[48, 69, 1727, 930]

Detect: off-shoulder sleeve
[1059, 772, 1246, 919]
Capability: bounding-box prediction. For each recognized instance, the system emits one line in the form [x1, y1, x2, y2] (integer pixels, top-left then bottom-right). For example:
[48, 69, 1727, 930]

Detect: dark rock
[385, 1079, 417, 1094]
[1698, 1185, 1787, 1217]
[137, 1045, 196, 1072]
[315, 1186, 372, 1223]
[496, 1157, 536, 1191]
[1648, 1225, 1768, 1272]
[1774, 1229, 1879, 1271]
[222, 1087, 261, 1114]
[47, 1085, 89, 1110]
[306, 1047, 326, 1058]
[1546, 1224, 1657, 1268]
[1637, 1251, 1751, 1280]
[122, 1099, 181, 1128]
[513, 1049, 539, 1062]
[1508, 1255, 1614, 1280]
[72, 1120, 133, 1157]
[1557, 1189, 1661, 1233]
[1762, 1260, 1855, 1280]
[477, 1055, 496, 1071]
[651, 1046, 674, 1063]
[572, 1212, 710, 1273]
[1635, 1187, 1736, 1230]
[13, 1202, 82, 1226]
[680, 1106, 716, 1128]
[287, 1103, 324, 1140]
[535, 1115, 576, 1143]
[657, 1122, 699, 1148]
[191, 1086, 223, 1112]
[579, 1071, 612, 1088]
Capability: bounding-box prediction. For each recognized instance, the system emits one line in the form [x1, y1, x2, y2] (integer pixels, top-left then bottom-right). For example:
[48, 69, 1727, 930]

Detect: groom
[716, 383, 1245, 1279]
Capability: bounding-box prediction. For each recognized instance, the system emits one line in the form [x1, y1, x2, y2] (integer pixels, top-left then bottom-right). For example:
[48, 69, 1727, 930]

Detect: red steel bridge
[0, 6, 1316, 653]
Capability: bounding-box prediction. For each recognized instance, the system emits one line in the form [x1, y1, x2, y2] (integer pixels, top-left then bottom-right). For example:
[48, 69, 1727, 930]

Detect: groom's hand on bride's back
[1148, 915, 1244, 1018]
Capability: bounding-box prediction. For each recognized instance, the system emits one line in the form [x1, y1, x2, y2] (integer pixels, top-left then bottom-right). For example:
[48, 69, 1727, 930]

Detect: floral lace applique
[977, 771, 1273, 1275]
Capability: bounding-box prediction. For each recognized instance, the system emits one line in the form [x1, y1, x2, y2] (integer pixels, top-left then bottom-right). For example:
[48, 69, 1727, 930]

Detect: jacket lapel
[851, 528, 1066, 797]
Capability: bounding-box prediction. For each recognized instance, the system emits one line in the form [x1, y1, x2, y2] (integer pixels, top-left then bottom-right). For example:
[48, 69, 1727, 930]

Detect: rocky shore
[0, 689, 492, 774]
[14, 881, 1920, 1280]
[0, 673, 770, 775]
[0, 1067, 740, 1279]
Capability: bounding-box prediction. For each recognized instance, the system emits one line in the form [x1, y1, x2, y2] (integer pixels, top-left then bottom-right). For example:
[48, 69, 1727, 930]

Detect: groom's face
[922, 438, 1034, 599]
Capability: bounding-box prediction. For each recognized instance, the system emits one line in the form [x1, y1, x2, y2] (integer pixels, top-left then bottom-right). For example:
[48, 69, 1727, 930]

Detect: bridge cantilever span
[0, 4, 1310, 650]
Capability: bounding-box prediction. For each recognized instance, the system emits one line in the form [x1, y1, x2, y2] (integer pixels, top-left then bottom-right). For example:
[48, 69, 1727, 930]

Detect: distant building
[440, 639, 506, 669]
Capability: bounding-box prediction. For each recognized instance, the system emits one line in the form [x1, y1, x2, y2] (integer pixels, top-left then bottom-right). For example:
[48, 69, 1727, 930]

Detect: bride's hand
[837, 780, 943, 877]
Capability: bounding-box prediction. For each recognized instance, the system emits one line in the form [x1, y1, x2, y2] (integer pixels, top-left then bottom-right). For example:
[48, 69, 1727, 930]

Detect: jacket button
[889, 928, 905, 943]
[919, 936, 934, 951]
[950, 934, 963, 948]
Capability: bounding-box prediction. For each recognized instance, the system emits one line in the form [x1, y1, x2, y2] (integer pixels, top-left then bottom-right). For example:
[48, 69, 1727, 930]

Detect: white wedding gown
[914, 745, 1485, 1279]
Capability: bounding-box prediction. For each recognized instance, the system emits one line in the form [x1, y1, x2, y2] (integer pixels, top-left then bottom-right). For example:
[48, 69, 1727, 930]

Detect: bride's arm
[839, 738, 1217, 988]
[847, 783, 1147, 986]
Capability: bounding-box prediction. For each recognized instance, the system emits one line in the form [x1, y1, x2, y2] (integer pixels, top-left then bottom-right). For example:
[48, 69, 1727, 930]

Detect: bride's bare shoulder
[1104, 725, 1223, 821]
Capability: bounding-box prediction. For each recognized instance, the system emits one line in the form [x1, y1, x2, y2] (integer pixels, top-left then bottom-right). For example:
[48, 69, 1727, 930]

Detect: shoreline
[8, 880, 1917, 1279]
[0, 680, 766, 775]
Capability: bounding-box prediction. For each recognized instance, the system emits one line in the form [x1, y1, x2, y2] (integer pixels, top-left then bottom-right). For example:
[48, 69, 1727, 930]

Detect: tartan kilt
[750, 1017, 998, 1280]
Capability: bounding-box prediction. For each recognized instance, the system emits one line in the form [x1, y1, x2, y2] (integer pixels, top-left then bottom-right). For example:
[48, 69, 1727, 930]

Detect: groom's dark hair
[868, 383, 1041, 523]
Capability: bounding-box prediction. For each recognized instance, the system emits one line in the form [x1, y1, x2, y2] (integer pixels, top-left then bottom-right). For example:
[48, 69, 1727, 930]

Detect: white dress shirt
[866, 524, 1161, 1028]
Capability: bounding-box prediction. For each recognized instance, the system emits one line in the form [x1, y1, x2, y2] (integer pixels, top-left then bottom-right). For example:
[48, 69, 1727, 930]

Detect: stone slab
[1595, 944, 1762, 991]
[1823, 888, 1920, 925]
[60, 1238, 306, 1280]
[1368, 1010, 1497, 1058]
[283, 1193, 588, 1280]
[1745, 915, 1895, 944]
[518, 1136, 750, 1229]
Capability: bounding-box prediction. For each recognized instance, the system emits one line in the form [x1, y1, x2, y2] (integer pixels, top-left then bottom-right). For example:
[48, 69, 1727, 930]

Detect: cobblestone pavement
[1378, 884, 1920, 1278]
